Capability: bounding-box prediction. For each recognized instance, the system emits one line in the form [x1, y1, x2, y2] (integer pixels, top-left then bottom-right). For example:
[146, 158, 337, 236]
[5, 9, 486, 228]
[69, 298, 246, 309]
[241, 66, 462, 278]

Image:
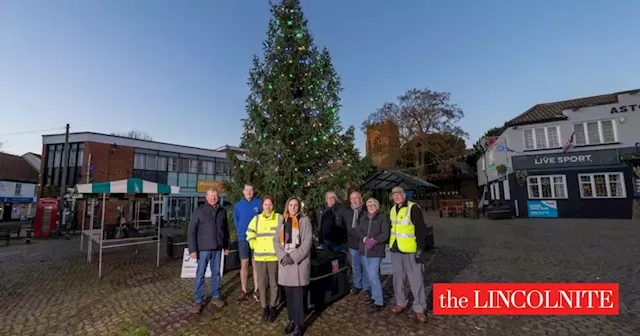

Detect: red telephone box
[34, 198, 59, 238]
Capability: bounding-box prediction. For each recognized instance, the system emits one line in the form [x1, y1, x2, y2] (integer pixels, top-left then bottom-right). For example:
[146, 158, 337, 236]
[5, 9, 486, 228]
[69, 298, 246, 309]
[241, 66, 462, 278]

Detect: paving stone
[1, 218, 640, 335]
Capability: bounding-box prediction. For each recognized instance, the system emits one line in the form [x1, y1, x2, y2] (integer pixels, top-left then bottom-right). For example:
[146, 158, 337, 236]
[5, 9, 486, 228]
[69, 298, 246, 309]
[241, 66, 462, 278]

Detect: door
[2, 203, 11, 221]
[151, 196, 163, 226]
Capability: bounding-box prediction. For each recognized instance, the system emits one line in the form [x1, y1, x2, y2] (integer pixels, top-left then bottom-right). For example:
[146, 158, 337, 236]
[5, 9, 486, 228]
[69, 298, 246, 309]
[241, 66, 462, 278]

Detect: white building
[0, 152, 39, 221]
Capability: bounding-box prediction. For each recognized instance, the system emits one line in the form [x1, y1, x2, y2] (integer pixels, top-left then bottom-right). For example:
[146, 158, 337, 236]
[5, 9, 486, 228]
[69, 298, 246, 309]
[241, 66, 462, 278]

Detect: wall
[476, 133, 511, 186]
[84, 141, 135, 183]
[511, 165, 633, 219]
[0, 181, 37, 201]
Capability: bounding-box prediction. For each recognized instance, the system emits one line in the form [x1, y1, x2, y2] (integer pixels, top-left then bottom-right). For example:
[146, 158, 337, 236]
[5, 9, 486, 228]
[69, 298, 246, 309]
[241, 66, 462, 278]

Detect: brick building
[40, 132, 244, 227]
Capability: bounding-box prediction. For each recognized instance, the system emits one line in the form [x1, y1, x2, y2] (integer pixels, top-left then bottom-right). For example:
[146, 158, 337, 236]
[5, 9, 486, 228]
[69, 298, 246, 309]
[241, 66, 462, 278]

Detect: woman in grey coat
[274, 197, 312, 336]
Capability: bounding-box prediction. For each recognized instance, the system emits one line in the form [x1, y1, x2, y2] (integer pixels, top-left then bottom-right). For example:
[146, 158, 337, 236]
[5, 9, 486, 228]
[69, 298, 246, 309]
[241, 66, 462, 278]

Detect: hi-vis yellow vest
[246, 212, 281, 262]
[389, 202, 417, 253]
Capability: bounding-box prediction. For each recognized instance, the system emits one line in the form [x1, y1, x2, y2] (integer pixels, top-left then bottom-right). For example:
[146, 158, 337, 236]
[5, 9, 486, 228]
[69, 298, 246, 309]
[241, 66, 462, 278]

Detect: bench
[0, 225, 33, 245]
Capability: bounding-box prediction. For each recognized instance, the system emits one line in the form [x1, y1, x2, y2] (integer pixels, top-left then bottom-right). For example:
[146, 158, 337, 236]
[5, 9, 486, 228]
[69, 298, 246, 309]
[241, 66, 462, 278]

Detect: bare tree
[111, 130, 153, 141]
[362, 88, 468, 179]
[362, 88, 467, 145]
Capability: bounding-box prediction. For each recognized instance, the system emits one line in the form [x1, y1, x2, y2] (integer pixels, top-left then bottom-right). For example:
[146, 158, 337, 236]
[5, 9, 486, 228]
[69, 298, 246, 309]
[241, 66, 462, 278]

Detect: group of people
[187, 184, 429, 336]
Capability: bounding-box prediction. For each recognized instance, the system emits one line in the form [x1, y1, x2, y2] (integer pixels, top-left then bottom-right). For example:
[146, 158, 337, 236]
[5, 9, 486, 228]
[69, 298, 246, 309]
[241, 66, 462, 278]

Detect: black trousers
[283, 286, 305, 326]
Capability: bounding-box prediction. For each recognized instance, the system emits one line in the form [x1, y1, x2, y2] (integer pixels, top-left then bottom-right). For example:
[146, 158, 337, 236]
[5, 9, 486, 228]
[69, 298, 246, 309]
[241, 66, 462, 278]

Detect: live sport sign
[512, 149, 619, 170]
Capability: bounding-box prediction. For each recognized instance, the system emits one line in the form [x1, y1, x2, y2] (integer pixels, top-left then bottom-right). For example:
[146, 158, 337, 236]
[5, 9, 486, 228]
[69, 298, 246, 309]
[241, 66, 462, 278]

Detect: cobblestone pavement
[1, 218, 639, 336]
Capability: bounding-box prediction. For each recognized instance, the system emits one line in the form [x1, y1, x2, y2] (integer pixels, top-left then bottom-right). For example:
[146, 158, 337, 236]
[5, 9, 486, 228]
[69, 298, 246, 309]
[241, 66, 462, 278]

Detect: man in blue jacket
[233, 183, 262, 303]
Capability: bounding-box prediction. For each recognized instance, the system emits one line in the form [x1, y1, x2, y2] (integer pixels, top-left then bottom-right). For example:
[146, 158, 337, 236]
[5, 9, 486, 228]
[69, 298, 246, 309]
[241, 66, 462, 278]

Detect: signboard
[527, 200, 558, 218]
[0, 197, 35, 203]
[633, 177, 640, 197]
[512, 149, 619, 170]
[180, 248, 225, 278]
[380, 245, 393, 275]
[610, 104, 638, 114]
[196, 180, 224, 193]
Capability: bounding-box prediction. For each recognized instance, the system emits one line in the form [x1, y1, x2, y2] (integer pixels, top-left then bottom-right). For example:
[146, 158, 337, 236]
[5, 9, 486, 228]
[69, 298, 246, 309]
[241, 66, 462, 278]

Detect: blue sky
[1, 0, 639, 156]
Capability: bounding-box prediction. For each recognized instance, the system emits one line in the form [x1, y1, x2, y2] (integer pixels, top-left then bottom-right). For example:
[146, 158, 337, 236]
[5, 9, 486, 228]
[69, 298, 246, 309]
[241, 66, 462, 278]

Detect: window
[134, 153, 146, 170]
[527, 175, 567, 199]
[180, 158, 190, 172]
[53, 145, 63, 167]
[503, 179, 511, 200]
[145, 155, 158, 170]
[490, 183, 500, 200]
[178, 173, 189, 187]
[46, 145, 55, 169]
[198, 160, 207, 174]
[168, 157, 179, 172]
[77, 144, 84, 166]
[15, 183, 22, 196]
[215, 160, 224, 175]
[68, 144, 77, 167]
[579, 172, 626, 198]
[189, 160, 199, 173]
[481, 158, 486, 171]
[188, 173, 198, 187]
[157, 156, 168, 171]
[523, 126, 561, 150]
[573, 120, 617, 146]
[206, 161, 214, 174]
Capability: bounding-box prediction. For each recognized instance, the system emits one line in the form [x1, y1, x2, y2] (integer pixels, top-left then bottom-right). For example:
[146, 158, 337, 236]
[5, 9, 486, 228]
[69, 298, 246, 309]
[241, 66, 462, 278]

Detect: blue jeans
[323, 241, 344, 252]
[194, 250, 222, 303]
[363, 256, 383, 306]
[349, 248, 370, 291]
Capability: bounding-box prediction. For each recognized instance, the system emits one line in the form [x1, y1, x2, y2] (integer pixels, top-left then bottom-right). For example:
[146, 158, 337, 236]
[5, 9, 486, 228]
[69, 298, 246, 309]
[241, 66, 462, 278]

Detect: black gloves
[414, 250, 424, 264]
[281, 254, 294, 266]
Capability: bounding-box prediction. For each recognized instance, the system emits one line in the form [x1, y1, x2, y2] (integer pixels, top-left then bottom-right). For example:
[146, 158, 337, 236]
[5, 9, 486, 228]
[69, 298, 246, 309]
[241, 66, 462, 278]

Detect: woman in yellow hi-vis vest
[246, 195, 281, 322]
[389, 186, 428, 324]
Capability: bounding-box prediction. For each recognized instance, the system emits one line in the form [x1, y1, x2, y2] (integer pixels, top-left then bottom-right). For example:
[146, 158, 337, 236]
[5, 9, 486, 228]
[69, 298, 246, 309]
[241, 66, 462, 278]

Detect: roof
[361, 170, 439, 192]
[506, 89, 640, 127]
[0, 152, 39, 184]
[25, 152, 41, 158]
[42, 131, 244, 160]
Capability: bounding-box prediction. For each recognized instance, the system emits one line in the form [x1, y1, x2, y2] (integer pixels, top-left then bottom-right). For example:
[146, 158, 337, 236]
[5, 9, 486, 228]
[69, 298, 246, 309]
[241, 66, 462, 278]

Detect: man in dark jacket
[342, 191, 369, 294]
[188, 188, 230, 314]
[315, 191, 345, 252]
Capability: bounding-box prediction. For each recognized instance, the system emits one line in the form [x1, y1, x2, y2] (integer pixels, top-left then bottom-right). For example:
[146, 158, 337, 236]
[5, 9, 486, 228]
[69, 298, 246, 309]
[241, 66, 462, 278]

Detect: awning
[361, 170, 439, 192]
[75, 178, 180, 195]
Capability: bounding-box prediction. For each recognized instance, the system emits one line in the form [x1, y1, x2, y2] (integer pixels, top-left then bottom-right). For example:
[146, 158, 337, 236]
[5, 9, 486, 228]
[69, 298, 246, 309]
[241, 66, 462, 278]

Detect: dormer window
[523, 126, 561, 150]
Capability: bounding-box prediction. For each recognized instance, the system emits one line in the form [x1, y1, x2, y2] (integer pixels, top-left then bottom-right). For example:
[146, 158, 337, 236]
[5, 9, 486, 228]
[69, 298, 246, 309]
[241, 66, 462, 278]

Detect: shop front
[163, 179, 227, 220]
[0, 196, 36, 221]
[510, 148, 636, 219]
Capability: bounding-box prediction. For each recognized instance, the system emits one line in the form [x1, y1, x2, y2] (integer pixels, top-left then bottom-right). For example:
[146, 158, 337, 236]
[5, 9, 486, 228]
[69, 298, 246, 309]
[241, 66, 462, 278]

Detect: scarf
[280, 213, 300, 253]
[351, 203, 363, 228]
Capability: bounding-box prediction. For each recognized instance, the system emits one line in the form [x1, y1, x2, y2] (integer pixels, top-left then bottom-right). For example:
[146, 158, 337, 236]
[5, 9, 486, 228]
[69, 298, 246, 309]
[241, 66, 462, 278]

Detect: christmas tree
[226, 0, 368, 212]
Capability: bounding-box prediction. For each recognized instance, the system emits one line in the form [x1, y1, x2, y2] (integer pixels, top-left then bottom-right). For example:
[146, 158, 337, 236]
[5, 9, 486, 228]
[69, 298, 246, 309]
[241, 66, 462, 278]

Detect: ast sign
[610, 104, 638, 114]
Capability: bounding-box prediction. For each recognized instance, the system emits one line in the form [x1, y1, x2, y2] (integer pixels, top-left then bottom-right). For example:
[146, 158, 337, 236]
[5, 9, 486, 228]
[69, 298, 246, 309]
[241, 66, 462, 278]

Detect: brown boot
[192, 302, 203, 314]
[415, 313, 427, 323]
[211, 297, 226, 308]
[391, 305, 405, 314]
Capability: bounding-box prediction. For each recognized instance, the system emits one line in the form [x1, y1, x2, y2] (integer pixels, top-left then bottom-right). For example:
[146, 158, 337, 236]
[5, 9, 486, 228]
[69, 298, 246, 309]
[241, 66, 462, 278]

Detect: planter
[167, 234, 188, 259]
[224, 241, 241, 272]
[305, 249, 349, 313]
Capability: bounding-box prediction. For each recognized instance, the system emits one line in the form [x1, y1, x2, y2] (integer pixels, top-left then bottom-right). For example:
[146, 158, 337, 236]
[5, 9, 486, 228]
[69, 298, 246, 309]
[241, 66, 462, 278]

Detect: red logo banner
[433, 283, 619, 315]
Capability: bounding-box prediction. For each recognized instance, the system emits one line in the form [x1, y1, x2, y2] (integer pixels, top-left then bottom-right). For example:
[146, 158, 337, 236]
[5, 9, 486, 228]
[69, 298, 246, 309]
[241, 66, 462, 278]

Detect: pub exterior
[477, 89, 640, 219]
